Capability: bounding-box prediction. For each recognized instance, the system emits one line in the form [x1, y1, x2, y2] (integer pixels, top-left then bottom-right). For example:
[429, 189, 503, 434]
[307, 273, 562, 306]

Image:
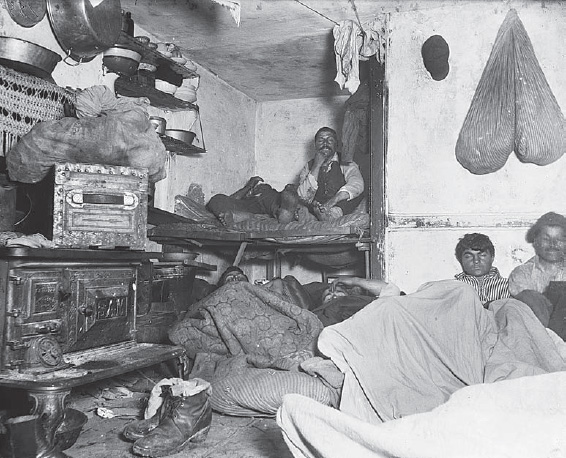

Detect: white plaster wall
[152, 65, 257, 212]
[255, 97, 348, 189]
[388, 228, 535, 294]
[384, 1, 566, 292]
[252, 97, 350, 284]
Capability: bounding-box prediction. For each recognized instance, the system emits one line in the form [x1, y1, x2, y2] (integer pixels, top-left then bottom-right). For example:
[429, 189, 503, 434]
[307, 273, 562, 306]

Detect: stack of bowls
[175, 82, 197, 103]
[102, 46, 142, 76]
[155, 79, 178, 95]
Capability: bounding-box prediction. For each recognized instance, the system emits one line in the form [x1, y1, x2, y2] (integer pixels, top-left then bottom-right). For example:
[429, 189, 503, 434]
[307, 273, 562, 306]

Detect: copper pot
[0, 37, 61, 80]
[47, 0, 122, 63]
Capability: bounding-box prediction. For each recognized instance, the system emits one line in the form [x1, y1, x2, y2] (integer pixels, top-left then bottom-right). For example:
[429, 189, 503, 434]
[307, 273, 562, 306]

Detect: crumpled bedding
[278, 371, 566, 458]
[149, 211, 369, 245]
[277, 280, 566, 458]
[169, 281, 323, 361]
[230, 212, 369, 243]
[168, 281, 328, 417]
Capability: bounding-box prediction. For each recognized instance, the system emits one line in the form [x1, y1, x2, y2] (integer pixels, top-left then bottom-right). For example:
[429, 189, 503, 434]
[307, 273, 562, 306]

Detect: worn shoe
[132, 383, 212, 457]
[123, 385, 172, 441]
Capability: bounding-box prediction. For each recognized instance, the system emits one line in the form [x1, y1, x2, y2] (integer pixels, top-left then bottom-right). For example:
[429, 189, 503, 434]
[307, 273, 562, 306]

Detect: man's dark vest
[308, 160, 365, 215]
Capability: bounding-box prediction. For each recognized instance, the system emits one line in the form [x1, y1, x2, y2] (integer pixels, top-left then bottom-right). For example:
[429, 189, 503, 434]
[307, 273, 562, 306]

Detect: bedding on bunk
[166, 195, 369, 243]
[229, 212, 369, 242]
[276, 280, 566, 458]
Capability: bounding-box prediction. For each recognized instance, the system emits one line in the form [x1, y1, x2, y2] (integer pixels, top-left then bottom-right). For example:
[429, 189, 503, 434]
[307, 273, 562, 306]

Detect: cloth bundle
[455, 9, 566, 174]
[6, 85, 167, 183]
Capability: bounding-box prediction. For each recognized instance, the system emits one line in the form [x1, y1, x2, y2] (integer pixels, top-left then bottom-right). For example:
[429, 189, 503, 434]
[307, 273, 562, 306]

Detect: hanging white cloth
[333, 20, 363, 94]
[333, 17, 387, 95]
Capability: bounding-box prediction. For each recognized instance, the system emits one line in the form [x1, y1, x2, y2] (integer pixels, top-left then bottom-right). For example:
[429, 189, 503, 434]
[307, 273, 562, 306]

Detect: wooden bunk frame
[148, 224, 371, 279]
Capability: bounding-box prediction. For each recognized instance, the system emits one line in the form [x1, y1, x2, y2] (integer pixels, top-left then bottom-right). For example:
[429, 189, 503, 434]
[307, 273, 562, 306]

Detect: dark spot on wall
[421, 35, 450, 81]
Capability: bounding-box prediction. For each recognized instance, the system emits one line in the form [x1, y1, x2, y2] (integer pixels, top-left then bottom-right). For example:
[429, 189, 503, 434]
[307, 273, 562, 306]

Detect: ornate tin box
[20, 163, 149, 250]
[52, 163, 148, 250]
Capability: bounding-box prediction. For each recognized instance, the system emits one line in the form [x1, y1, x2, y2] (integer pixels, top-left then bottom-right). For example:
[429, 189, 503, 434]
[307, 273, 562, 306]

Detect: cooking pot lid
[5, 0, 47, 28]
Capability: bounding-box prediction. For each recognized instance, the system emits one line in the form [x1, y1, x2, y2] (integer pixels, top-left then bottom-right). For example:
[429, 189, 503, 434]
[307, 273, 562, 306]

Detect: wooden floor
[63, 368, 293, 458]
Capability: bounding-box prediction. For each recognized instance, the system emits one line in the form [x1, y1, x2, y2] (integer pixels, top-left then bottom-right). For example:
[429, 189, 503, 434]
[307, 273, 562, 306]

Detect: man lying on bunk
[206, 176, 300, 225]
[206, 126, 365, 225]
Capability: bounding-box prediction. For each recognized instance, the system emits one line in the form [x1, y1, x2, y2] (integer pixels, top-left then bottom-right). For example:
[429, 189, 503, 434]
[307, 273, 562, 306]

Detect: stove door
[4, 268, 65, 370]
[66, 267, 136, 352]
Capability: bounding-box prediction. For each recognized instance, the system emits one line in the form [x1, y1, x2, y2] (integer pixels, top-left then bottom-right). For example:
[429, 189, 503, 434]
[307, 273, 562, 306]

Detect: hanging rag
[455, 9, 566, 175]
[334, 20, 364, 94]
[333, 18, 387, 95]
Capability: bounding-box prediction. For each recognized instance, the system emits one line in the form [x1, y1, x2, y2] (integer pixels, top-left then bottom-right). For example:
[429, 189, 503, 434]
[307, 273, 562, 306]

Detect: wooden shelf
[115, 32, 198, 80]
[114, 77, 198, 111]
[161, 135, 206, 155]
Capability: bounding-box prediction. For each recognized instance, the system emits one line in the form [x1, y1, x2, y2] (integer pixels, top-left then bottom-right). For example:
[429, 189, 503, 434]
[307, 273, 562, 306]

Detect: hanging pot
[46, 0, 122, 63]
[0, 37, 61, 81]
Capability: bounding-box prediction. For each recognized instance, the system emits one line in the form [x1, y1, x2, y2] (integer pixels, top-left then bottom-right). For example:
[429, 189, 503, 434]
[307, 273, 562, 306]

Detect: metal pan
[0, 37, 61, 82]
[46, 0, 122, 63]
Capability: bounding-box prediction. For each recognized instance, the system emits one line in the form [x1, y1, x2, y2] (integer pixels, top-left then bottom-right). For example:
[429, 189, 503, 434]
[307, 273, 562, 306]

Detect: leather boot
[132, 386, 212, 457]
[123, 385, 171, 441]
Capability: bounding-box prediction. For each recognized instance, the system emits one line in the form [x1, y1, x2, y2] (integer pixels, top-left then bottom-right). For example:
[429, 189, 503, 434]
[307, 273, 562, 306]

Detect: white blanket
[277, 280, 566, 458]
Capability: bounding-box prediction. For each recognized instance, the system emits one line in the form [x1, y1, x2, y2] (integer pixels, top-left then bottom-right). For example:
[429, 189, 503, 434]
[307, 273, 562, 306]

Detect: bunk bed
[148, 196, 372, 278]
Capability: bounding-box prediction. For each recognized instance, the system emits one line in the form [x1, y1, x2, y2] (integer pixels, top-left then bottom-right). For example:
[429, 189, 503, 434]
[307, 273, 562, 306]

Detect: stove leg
[28, 389, 70, 458]
[177, 353, 188, 379]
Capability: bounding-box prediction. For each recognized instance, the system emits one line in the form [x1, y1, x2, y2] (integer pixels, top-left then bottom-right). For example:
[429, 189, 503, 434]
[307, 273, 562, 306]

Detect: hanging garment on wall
[333, 18, 386, 95]
[455, 9, 566, 175]
[341, 81, 369, 164]
[334, 20, 364, 94]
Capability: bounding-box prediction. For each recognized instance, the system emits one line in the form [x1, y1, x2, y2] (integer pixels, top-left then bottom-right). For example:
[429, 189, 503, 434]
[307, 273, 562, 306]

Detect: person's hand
[331, 276, 363, 288]
[332, 277, 391, 297]
[312, 149, 327, 169]
[244, 176, 264, 197]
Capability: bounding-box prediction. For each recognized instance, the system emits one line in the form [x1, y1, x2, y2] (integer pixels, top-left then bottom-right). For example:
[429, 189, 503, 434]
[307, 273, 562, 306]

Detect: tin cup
[149, 116, 166, 135]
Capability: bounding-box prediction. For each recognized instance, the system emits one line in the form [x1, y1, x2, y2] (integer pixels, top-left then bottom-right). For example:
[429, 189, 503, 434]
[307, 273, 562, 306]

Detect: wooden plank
[149, 228, 246, 241]
[242, 226, 355, 239]
[369, 58, 387, 280]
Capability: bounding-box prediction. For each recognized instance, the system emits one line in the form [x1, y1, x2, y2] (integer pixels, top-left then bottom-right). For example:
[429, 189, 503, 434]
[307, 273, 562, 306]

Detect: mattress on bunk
[228, 211, 370, 242]
[154, 194, 370, 243]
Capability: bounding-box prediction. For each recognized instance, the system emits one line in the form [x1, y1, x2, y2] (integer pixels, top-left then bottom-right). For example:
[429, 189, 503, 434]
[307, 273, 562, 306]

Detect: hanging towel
[334, 20, 363, 94]
[333, 18, 387, 95]
[455, 9, 566, 175]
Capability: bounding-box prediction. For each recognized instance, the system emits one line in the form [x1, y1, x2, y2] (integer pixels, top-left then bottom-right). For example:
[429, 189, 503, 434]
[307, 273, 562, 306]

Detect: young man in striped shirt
[454, 233, 511, 306]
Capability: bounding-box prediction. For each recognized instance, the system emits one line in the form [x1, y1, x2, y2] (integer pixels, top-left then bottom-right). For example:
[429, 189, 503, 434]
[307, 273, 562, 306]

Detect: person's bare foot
[314, 207, 332, 221]
[218, 210, 254, 225]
